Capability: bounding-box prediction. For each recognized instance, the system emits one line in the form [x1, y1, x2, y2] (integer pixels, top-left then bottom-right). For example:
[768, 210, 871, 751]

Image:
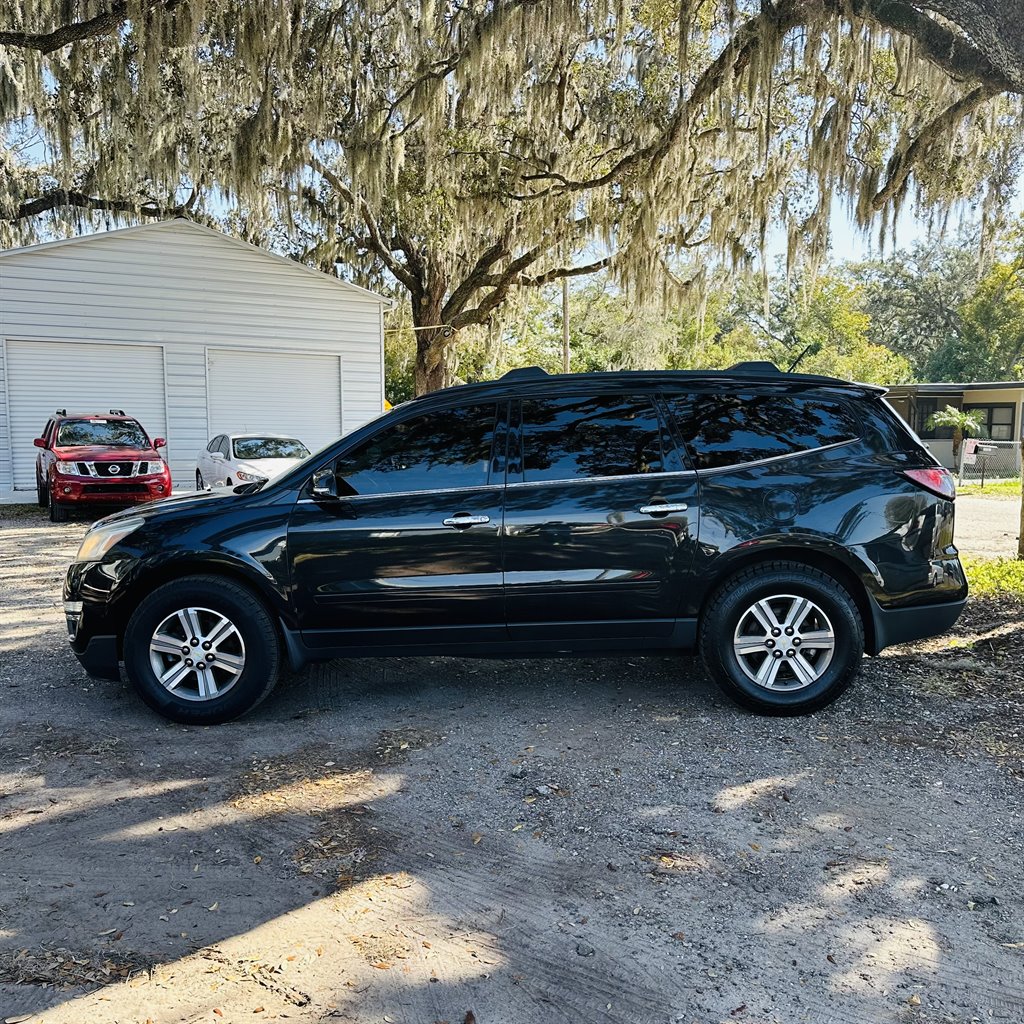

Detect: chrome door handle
[442, 513, 491, 528]
[638, 503, 688, 515]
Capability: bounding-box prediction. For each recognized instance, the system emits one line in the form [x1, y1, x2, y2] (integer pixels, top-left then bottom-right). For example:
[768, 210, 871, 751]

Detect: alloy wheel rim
[148, 606, 245, 702]
[733, 593, 835, 691]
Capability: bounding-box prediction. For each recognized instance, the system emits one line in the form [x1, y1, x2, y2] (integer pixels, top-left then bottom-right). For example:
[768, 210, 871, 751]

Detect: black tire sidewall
[124, 577, 279, 724]
[702, 568, 863, 714]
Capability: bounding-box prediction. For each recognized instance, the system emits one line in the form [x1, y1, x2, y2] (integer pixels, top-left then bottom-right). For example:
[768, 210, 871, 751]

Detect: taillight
[901, 467, 955, 500]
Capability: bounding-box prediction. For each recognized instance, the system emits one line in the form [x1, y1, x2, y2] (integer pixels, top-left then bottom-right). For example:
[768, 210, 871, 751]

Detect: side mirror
[210, 451, 225, 461]
[153, 437, 167, 449]
[33, 438, 46, 449]
[311, 468, 338, 500]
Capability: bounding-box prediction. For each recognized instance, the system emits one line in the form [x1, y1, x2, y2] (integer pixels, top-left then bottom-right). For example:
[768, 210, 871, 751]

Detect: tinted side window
[666, 392, 859, 470]
[335, 404, 497, 496]
[207, 437, 221, 452]
[521, 395, 669, 482]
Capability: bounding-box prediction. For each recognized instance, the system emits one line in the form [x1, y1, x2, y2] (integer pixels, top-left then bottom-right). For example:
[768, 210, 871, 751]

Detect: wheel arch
[701, 545, 878, 655]
[111, 557, 291, 654]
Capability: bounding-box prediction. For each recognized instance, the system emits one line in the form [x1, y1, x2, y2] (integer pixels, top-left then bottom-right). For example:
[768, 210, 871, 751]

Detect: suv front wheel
[124, 575, 280, 724]
[699, 562, 864, 715]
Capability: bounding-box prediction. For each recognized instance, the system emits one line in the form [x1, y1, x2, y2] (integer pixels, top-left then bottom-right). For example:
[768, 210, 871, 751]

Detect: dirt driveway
[1, 506, 1022, 1024]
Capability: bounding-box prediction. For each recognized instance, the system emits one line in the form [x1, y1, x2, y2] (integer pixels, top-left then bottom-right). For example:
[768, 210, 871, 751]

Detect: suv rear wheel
[124, 576, 280, 724]
[699, 562, 864, 715]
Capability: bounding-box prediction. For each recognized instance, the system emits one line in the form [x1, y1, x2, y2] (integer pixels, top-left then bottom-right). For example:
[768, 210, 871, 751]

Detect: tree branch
[10, 189, 183, 221]
[870, 83, 998, 209]
[311, 157, 418, 292]
[0, 0, 183, 54]
[846, 0, 1019, 93]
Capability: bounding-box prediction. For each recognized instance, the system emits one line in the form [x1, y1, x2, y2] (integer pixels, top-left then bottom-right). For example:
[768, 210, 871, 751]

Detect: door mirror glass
[33, 437, 46, 449]
[153, 437, 167, 449]
[311, 467, 338, 500]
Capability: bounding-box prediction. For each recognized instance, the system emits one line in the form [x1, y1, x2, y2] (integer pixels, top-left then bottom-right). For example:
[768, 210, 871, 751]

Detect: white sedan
[196, 433, 311, 490]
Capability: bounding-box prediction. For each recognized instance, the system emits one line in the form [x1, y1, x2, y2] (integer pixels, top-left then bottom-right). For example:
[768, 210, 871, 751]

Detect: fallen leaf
[253, 856, 262, 864]
[472, 833, 483, 845]
[213, 1011, 224, 1018]
[371, 961, 392, 970]
[908, 994, 922, 1006]
[671, 931, 686, 941]
[207, 902, 219, 912]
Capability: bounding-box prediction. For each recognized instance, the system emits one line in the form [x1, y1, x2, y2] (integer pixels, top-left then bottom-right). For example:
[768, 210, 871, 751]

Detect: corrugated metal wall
[0, 221, 386, 490]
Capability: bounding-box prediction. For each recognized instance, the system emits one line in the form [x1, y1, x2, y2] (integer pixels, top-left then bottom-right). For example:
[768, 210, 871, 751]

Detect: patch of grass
[958, 478, 1021, 498]
[963, 555, 1024, 597]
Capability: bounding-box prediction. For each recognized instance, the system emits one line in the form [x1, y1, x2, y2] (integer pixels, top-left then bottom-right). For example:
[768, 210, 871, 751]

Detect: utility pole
[562, 277, 570, 373]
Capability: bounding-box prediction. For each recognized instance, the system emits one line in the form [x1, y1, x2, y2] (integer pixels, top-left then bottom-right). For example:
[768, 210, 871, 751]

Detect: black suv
[64, 363, 966, 724]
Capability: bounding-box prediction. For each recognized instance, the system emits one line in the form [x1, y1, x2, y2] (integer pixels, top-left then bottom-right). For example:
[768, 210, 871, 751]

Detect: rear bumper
[868, 597, 967, 654]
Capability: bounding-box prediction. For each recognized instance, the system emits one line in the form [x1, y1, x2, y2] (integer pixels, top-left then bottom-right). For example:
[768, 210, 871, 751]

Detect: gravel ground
[1, 504, 1022, 1024]
[954, 496, 1020, 558]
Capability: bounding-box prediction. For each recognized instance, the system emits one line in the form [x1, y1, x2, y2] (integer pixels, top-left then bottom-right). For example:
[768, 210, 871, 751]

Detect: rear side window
[665, 392, 859, 470]
[520, 394, 670, 482]
[335, 403, 497, 495]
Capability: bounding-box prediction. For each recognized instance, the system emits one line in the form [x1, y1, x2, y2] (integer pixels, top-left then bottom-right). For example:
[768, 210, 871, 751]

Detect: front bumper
[51, 476, 170, 504]
[70, 633, 121, 681]
[65, 563, 124, 680]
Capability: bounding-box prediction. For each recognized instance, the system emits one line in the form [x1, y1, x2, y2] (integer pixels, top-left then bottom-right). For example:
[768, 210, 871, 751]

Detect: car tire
[124, 575, 280, 724]
[196, 469, 205, 490]
[699, 561, 864, 715]
[36, 476, 48, 508]
[49, 499, 69, 523]
[226, 477, 233, 486]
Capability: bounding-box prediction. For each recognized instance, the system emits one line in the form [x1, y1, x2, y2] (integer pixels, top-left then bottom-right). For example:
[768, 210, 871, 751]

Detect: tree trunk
[414, 326, 453, 394]
[412, 287, 455, 395]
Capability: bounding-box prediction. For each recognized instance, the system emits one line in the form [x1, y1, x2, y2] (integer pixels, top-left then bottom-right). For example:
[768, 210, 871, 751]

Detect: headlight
[235, 470, 265, 481]
[75, 517, 145, 563]
[142, 459, 166, 475]
[55, 460, 83, 476]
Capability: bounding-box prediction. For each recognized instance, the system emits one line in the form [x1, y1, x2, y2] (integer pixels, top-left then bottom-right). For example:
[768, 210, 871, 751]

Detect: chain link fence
[958, 439, 1021, 485]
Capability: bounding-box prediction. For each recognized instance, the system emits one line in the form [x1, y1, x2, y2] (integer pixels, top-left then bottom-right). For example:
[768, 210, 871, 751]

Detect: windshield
[232, 437, 310, 460]
[56, 419, 149, 448]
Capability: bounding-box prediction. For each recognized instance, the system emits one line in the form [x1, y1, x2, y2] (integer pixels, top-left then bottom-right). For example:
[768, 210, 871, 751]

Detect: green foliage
[962, 556, 1024, 598]
[958, 478, 1022, 497]
[927, 405, 986, 436]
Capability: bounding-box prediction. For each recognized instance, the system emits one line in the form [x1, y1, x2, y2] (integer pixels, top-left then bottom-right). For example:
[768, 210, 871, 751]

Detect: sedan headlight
[55, 460, 83, 476]
[235, 470, 265, 481]
[75, 517, 145, 563]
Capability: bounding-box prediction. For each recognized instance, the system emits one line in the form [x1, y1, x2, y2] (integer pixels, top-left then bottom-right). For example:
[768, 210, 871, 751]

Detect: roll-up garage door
[206, 348, 343, 453]
[7, 340, 167, 490]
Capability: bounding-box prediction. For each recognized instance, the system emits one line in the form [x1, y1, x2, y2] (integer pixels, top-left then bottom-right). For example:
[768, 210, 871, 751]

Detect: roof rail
[500, 366, 549, 380]
[726, 360, 783, 375]
[55, 408, 66, 415]
[109, 409, 126, 415]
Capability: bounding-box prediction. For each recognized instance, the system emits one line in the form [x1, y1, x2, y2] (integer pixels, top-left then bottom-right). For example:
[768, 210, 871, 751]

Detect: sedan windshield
[233, 437, 310, 460]
[56, 419, 149, 448]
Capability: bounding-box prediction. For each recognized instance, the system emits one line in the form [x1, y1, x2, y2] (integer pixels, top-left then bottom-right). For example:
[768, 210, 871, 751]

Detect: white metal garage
[0, 220, 389, 493]
[207, 348, 342, 453]
[6, 340, 168, 490]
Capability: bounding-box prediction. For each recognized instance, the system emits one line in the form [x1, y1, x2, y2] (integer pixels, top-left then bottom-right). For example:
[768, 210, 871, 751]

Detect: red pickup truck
[35, 410, 172, 522]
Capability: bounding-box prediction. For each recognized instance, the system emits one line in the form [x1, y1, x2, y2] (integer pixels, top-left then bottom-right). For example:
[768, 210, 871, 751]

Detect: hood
[53, 443, 160, 461]
[238, 457, 304, 479]
[95, 487, 236, 527]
